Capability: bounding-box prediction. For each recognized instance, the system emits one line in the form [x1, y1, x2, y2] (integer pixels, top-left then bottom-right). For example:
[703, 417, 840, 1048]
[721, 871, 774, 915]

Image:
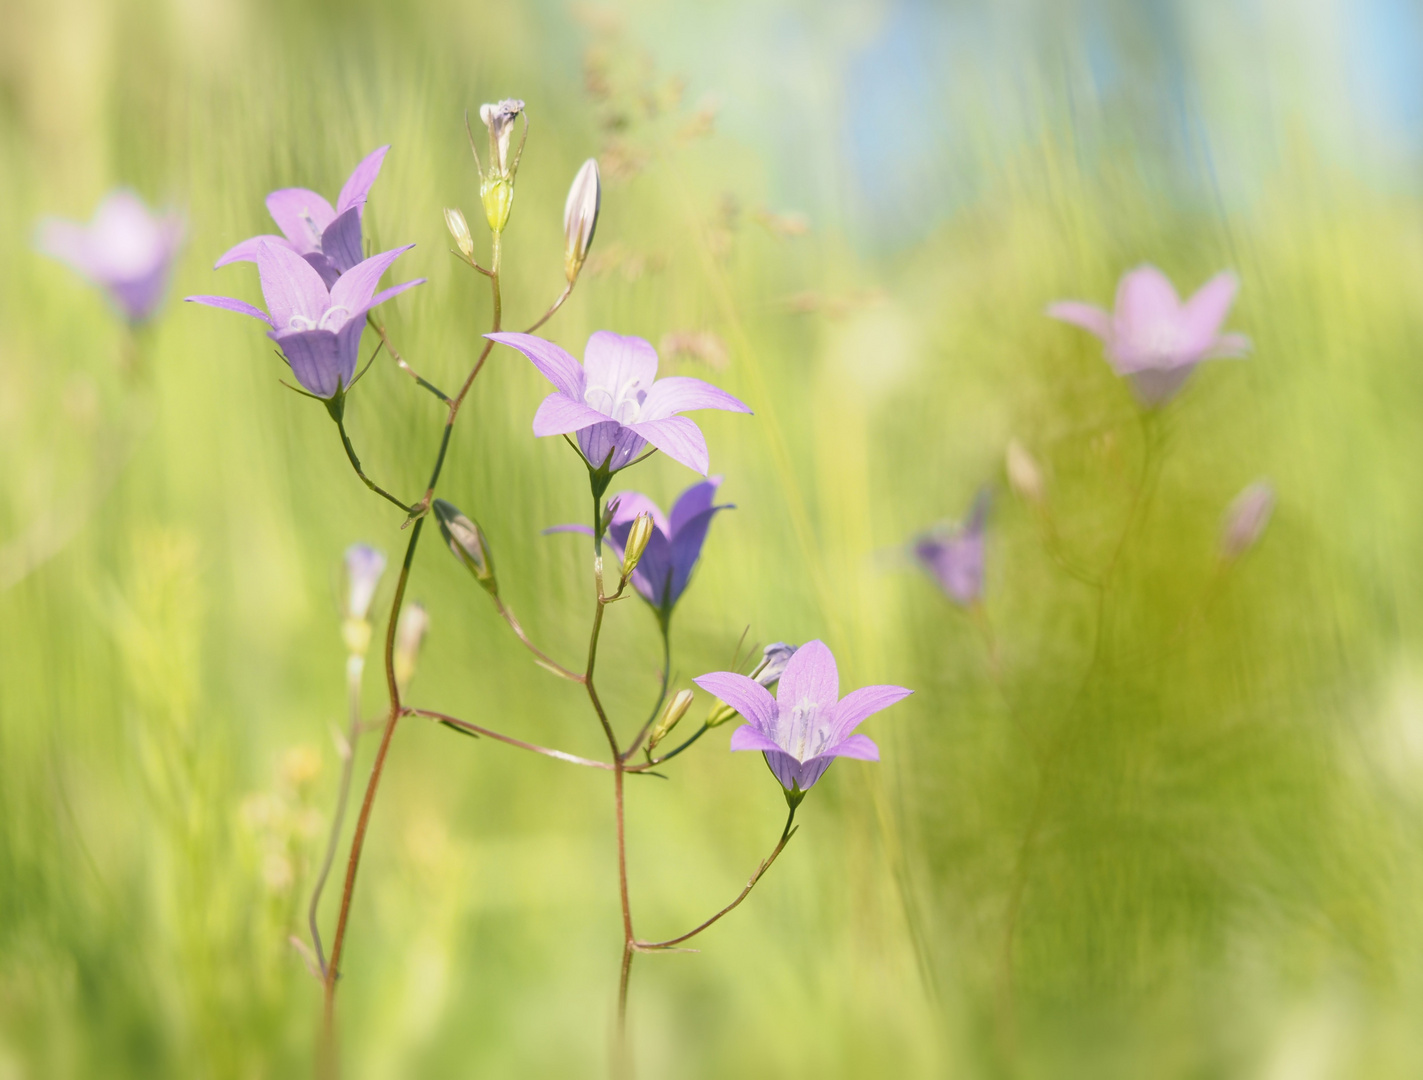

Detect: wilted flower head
[214, 146, 389, 289]
[1047, 265, 1250, 406]
[913, 489, 989, 606]
[36, 190, 184, 324]
[1220, 480, 1275, 560]
[695, 640, 911, 795]
[564, 158, 601, 282]
[479, 99, 526, 174]
[393, 602, 430, 690]
[548, 478, 731, 617]
[343, 544, 386, 621]
[489, 331, 751, 475]
[187, 241, 424, 402]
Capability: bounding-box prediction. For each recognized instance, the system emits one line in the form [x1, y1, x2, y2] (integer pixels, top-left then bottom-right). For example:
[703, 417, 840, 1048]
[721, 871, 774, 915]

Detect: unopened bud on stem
[1220, 480, 1275, 561]
[444, 208, 474, 259]
[1006, 439, 1045, 505]
[621, 512, 654, 583]
[648, 689, 695, 752]
[433, 498, 498, 596]
[477, 98, 526, 234]
[563, 158, 601, 283]
[394, 602, 429, 690]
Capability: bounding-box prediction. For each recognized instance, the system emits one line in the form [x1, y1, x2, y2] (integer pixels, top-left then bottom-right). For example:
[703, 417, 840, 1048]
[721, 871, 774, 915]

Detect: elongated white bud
[444, 207, 473, 259]
[621, 512, 654, 582]
[648, 689, 695, 752]
[1220, 480, 1275, 560]
[563, 159, 600, 283]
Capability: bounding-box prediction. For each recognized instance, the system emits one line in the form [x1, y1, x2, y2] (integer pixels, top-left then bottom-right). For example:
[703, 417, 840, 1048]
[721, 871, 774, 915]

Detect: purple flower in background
[214, 146, 389, 288]
[1220, 480, 1275, 560]
[36, 190, 184, 324]
[913, 489, 989, 606]
[547, 478, 732, 617]
[1047, 265, 1250, 406]
[487, 331, 751, 475]
[187, 240, 424, 401]
[695, 639, 911, 795]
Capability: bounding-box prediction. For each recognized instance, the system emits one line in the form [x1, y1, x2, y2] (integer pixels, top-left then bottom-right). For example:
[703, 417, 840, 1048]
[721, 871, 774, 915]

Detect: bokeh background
[5, 0, 1423, 1076]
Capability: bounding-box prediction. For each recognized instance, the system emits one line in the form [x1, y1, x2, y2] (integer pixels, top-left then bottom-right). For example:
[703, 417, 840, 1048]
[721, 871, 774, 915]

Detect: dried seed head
[479, 98, 525, 174]
[563, 158, 601, 282]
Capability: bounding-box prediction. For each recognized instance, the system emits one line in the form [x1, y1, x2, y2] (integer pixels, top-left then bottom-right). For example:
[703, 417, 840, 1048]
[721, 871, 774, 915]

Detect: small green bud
[481, 176, 514, 235]
[621, 512, 655, 583]
[433, 498, 498, 596]
[444, 207, 474, 259]
[648, 689, 695, 752]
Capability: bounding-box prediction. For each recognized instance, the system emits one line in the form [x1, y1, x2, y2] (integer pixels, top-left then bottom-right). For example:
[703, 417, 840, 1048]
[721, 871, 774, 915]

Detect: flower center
[785, 698, 829, 762]
[584, 377, 647, 425]
[319, 305, 350, 331]
[287, 314, 317, 331]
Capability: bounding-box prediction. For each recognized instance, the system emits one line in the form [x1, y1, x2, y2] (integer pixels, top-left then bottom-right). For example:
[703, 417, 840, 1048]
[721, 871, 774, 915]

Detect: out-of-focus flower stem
[635, 806, 799, 951]
[306, 655, 366, 977]
[320, 232, 506, 1076]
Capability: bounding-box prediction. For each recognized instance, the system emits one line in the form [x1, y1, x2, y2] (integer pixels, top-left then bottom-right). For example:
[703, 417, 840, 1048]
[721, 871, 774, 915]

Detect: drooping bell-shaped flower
[1047, 265, 1250, 406]
[36, 190, 184, 324]
[695, 640, 911, 795]
[490, 331, 751, 475]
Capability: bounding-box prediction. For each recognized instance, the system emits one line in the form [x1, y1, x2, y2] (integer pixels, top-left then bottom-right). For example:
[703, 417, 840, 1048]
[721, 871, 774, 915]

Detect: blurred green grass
[5, 0, 1423, 1077]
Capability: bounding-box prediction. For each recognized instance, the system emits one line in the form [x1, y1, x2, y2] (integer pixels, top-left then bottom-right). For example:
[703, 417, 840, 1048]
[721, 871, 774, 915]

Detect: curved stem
[403, 707, 613, 769]
[491, 594, 584, 681]
[622, 624, 671, 761]
[307, 655, 366, 976]
[335, 417, 413, 514]
[524, 281, 573, 335]
[631, 720, 708, 770]
[367, 314, 450, 403]
[636, 805, 798, 951]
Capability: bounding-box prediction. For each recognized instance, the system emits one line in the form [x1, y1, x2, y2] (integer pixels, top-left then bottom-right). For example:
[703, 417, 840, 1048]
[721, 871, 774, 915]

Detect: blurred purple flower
[487, 331, 751, 475]
[913, 489, 989, 606]
[1220, 480, 1275, 560]
[1047, 265, 1250, 406]
[342, 543, 387, 621]
[215, 146, 389, 288]
[187, 240, 424, 400]
[695, 639, 911, 794]
[547, 477, 731, 615]
[36, 190, 184, 324]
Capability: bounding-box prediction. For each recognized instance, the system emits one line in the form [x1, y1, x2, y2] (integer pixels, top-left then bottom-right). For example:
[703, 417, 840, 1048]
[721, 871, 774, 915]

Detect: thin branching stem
[335, 417, 414, 514]
[636, 805, 798, 951]
[367, 314, 450, 402]
[524, 281, 573, 334]
[403, 707, 614, 769]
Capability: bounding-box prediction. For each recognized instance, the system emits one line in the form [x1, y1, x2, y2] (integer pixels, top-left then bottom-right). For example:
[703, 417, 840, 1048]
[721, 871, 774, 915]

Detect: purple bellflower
[36, 190, 184, 324]
[913, 489, 989, 606]
[547, 477, 731, 620]
[1047, 265, 1250, 406]
[214, 146, 389, 288]
[487, 331, 751, 475]
[187, 239, 424, 404]
[695, 640, 911, 797]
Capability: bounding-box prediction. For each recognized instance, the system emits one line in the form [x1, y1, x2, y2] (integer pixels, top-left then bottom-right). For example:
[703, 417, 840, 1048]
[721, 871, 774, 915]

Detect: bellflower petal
[336, 145, 390, 216]
[185, 295, 274, 325]
[486, 332, 587, 398]
[825, 733, 880, 761]
[533, 393, 618, 437]
[1044, 301, 1111, 341]
[274, 328, 346, 398]
[216, 234, 292, 268]
[255, 240, 330, 331]
[668, 505, 728, 604]
[776, 640, 839, 715]
[363, 278, 426, 314]
[583, 330, 659, 400]
[578, 424, 648, 472]
[693, 672, 778, 732]
[669, 478, 721, 535]
[833, 685, 914, 742]
[628, 417, 709, 475]
[1128, 366, 1196, 406]
[638, 376, 750, 421]
[320, 206, 366, 276]
[729, 725, 787, 754]
[330, 244, 416, 312]
[1178, 271, 1239, 357]
[265, 188, 336, 252]
[913, 489, 989, 605]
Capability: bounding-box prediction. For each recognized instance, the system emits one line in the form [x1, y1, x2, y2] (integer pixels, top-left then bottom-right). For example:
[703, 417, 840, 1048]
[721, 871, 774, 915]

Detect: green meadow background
[5, 0, 1423, 1076]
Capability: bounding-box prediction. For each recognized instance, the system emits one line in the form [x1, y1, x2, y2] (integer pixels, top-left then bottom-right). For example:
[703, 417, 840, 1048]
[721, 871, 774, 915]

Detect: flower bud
[563, 158, 601, 283]
[1006, 439, 1045, 505]
[751, 642, 796, 688]
[393, 602, 430, 691]
[342, 544, 386, 622]
[621, 512, 654, 582]
[433, 498, 498, 596]
[648, 689, 694, 752]
[444, 207, 474, 259]
[477, 99, 525, 234]
[1220, 480, 1275, 561]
